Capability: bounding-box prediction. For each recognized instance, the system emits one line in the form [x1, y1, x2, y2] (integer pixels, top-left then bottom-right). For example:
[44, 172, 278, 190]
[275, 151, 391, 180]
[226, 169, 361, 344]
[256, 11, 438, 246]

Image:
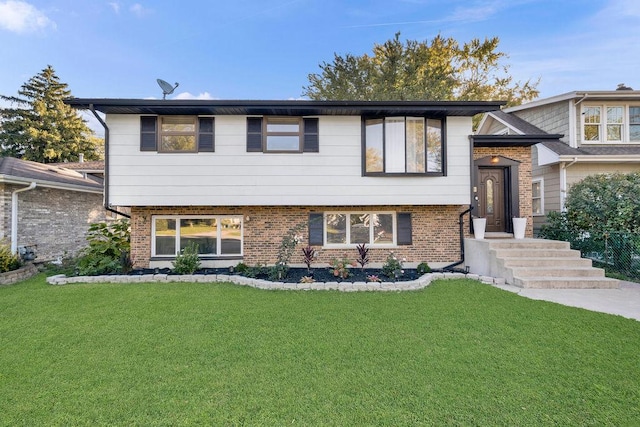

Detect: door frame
[472, 155, 521, 233]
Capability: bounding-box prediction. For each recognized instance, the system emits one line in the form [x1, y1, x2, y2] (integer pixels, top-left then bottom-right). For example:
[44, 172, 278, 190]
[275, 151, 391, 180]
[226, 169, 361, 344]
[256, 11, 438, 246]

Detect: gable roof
[65, 98, 506, 117]
[480, 110, 548, 135]
[0, 157, 103, 193]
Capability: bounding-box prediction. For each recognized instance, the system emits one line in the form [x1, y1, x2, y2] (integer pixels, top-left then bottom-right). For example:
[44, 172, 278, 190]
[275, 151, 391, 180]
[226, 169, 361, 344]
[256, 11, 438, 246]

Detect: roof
[505, 90, 640, 113]
[49, 160, 105, 172]
[0, 157, 103, 193]
[483, 110, 549, 135]
[64, 98, 506, 117]
[540, 140, 640, 157]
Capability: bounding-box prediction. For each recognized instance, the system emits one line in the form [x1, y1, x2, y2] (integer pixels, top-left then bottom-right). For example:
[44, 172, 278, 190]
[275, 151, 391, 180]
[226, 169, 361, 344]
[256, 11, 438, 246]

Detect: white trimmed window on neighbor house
[532, 179, 544, 215]
[582, 105, 640, 143]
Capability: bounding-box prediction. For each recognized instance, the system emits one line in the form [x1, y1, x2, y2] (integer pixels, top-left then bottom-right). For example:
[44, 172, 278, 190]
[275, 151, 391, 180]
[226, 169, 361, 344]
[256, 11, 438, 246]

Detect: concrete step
[492, 248, 581, 259]
[513, 277, 619, 289]
[509, 266, 605, 278]
[489, 239, 570, 250]
[501, 257, 594, 268]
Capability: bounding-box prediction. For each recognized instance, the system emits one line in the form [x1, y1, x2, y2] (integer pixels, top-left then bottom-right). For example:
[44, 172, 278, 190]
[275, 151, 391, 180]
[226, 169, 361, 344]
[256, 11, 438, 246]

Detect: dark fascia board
[65, 98, 506, 117]
[470, 134, 564, 147]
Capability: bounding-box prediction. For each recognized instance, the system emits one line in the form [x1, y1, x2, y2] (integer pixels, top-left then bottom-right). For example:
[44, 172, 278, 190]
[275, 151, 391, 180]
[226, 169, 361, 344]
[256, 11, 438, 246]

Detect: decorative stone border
[1, 264, 39, 286]
[46, 272, 506, 291]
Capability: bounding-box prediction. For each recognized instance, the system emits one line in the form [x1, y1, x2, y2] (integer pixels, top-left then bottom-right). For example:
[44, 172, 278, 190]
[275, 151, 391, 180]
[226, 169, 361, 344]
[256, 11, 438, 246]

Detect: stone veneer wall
[0, 184, 105, 261]
[130, 205, 473, 268]
[473, 146, 533, 237]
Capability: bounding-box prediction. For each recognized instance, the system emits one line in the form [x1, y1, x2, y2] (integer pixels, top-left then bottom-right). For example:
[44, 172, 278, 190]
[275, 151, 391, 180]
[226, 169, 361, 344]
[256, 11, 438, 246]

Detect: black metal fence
[537, 229, 640, 281]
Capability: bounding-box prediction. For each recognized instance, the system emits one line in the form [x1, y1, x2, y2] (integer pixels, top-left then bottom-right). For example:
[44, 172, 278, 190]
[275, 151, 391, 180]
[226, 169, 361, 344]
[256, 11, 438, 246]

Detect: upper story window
[246, 117, 319, 153]
[582, 105, 640, 143]
[140, 116, 214, 152]
[364, 117, 444, 175]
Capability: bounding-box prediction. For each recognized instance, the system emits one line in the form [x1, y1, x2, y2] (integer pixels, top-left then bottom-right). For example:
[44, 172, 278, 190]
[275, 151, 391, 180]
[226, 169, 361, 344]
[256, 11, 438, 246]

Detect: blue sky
[0, 0, 639, 103]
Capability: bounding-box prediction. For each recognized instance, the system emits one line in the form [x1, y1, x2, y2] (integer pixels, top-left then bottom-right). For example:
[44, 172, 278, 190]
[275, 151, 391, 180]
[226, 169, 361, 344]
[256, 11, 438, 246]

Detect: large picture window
[324, 212, 395, 246]
[152, 216, 242, 257]
[364, 117, 443, 175]
[582, 105, 640, 143]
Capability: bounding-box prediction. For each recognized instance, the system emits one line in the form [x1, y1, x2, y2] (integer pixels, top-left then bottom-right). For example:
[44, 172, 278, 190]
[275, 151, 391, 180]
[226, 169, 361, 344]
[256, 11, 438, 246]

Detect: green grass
[1, 274, 639, 426]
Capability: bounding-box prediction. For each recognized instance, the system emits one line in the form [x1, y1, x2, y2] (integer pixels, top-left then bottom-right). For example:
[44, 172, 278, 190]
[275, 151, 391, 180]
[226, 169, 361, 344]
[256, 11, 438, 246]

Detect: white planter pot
[473, 218, 486, 239]
[512, 217, 527, 239]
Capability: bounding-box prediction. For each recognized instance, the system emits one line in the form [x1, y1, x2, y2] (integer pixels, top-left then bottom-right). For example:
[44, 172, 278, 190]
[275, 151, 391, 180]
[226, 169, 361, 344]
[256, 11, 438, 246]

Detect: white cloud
[173, 91, 217, 100]
[130, 3, 151, 17]
[0, 0, 55, 33]
[108, 2, 120, 14]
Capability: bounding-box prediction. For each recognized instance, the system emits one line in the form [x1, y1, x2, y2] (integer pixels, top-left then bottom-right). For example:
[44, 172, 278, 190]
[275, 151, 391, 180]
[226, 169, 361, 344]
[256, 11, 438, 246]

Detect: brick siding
[0, 184, 105, 261]
[130, 205, 473, 268]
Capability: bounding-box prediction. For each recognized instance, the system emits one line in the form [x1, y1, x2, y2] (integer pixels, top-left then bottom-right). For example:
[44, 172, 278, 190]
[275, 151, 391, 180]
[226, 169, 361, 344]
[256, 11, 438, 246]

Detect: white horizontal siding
[107, 115, 473, 206]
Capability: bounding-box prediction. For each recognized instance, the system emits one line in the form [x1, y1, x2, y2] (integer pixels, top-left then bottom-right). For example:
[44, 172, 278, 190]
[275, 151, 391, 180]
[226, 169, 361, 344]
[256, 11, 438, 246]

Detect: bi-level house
[477, 89, 640, 232]
[66, 98, 541, 269]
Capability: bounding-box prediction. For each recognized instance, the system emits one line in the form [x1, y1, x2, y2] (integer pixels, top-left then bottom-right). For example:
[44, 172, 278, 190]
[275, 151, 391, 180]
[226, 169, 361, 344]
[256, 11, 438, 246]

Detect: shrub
[233, 262, 249, 274]
[382, 251, 404, 280]
[0, 241, 22, 273]
[75, 219, 131, 276]
[271, 222, 306, 280]
[417, 262, 431, 274]
[330, 256, 354, 279]
[172, 242, 201, 274]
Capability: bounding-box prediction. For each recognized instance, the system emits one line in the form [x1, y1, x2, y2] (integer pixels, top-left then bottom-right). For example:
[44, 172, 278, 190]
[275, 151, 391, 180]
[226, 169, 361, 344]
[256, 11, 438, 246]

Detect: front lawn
[1, 275, 638, 426]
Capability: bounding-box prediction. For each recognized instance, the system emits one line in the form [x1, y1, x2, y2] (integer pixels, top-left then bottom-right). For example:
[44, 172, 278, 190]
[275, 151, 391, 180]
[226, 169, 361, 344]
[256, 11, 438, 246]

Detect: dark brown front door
[478, 168, 505, 232]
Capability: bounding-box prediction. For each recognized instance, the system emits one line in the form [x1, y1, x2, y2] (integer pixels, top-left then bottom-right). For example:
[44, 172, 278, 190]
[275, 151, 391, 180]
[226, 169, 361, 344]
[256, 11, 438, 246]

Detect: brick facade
[130, 205, 473, 268]
[0, 184, 105, 261]
[473, 146, 534, 237]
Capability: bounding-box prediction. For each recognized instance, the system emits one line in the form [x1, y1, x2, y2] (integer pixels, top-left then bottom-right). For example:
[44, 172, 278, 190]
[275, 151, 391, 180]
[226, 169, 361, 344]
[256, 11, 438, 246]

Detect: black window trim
[140, 115, 215, 153]
[361, 115, 446, 177]
[246, 116, 319, 153]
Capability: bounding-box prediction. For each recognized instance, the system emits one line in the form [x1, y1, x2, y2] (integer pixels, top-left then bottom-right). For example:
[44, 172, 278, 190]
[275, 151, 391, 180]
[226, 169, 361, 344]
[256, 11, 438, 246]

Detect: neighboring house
[477, 89, 640, 233]
[0, 157, 106, 261]
[65, 98, 545, 269]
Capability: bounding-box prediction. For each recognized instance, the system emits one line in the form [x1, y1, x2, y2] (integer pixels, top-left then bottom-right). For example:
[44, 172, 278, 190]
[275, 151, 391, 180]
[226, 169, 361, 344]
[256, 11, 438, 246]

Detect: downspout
[442, 205, 474, 271]
[89, 104, 130, 219]
[560, 157, 578, 211]
[11, 182, 37, 254]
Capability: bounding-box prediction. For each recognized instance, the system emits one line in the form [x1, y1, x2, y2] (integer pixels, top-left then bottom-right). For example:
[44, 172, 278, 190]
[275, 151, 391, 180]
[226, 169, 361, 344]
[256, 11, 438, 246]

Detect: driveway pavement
[494, 280, 640, 321]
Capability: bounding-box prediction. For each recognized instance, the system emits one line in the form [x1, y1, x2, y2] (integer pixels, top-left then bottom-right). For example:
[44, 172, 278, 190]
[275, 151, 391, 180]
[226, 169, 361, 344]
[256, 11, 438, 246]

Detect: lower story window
[325, 212, 395, 246]
[532, 179, 544, 215]
[152, 215, 242, 257]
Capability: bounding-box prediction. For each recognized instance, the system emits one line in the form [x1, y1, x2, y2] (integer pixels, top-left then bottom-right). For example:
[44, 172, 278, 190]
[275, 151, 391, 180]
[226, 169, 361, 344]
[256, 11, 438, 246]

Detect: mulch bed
[128, 267, 426, 283]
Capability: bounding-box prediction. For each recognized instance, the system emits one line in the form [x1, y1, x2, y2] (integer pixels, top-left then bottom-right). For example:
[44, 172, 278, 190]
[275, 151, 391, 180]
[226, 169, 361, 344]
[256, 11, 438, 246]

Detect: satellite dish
[156, 78, 179, 99]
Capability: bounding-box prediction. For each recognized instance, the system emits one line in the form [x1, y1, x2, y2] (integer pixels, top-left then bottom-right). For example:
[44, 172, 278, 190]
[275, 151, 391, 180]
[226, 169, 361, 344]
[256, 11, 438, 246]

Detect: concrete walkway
[494, 281, 640, 321]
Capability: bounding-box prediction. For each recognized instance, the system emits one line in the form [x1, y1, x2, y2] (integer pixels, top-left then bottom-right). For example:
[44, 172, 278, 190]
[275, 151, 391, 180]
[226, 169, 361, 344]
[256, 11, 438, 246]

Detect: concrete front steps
[464, 238, 619, 289]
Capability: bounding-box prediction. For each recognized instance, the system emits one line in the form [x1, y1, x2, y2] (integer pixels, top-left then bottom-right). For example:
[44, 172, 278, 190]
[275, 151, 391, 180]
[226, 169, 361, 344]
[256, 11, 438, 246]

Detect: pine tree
[0, 65, 101, 163]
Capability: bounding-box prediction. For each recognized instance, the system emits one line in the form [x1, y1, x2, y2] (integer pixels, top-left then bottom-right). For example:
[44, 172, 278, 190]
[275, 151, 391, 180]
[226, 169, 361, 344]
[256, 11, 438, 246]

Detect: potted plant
[472, 217, 486, 239]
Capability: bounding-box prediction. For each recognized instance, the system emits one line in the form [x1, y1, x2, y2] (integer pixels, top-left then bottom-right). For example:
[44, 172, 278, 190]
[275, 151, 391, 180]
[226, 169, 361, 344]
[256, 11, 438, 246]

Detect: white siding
[107, 115, 473, 206]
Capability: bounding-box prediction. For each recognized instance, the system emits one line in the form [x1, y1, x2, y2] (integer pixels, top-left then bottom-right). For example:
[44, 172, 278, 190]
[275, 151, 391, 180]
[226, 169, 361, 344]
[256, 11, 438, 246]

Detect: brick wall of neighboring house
[130, 205, 473, 268]
[0, 184, 105, 261]
[473, 146, 533, 237]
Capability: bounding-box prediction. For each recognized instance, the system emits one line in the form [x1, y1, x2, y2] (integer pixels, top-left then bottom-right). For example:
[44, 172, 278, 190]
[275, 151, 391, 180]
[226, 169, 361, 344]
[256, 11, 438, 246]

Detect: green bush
[172, 242, 201, 274]
[417, 262, 431, 274]
[75, 219, 131, 276]
[382, 251, 404, 280]
[0, 242, 22, 273]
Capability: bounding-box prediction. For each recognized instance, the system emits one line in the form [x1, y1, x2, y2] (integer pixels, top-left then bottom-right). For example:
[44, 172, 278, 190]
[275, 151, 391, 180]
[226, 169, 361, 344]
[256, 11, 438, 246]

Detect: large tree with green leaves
[303, 33, 539, 106]
[0, 65, 101, 163]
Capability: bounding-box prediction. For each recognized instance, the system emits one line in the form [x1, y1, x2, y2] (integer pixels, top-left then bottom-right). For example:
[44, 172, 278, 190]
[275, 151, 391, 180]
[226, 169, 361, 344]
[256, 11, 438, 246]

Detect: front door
[478, 168, 505, 232]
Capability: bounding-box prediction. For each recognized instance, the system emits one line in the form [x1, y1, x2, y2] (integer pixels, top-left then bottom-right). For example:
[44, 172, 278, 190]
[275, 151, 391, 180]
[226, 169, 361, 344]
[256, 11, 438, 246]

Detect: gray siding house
[477, 89, 640, 232]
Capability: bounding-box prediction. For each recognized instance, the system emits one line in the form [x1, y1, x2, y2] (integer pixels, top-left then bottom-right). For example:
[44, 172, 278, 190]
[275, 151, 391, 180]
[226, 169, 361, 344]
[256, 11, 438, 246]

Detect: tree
[0, 65, 101, 163]
[303, 33, 539, 106]
[540, 173, 640, 275]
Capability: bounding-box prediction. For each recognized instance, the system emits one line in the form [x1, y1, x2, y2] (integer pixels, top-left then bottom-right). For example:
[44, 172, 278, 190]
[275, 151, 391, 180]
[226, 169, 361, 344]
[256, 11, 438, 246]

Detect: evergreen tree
[0, 65, 101, 163]
[303, 33, 539, 107]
